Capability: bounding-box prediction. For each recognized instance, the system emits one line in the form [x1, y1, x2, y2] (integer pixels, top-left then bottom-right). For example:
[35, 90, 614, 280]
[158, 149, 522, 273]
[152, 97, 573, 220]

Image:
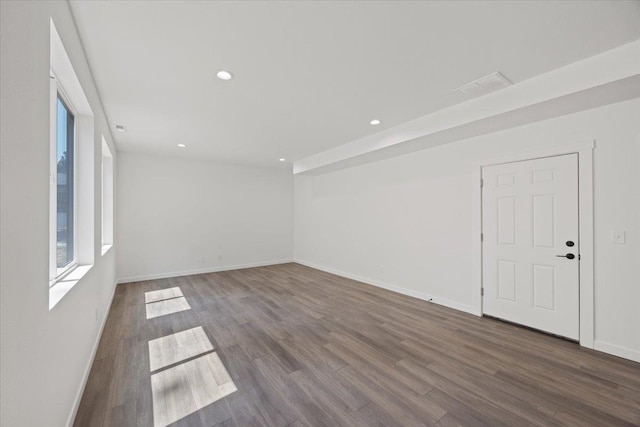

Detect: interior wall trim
[471, 140, 596, 348]
[66, 279, 118, 427]
[293, 259, 476, 315]
[116, 259, 294, 284]
[594, 340, 640, 363]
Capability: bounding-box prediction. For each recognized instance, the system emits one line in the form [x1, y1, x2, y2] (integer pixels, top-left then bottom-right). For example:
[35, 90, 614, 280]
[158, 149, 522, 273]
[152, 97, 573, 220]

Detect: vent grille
[457, 72, 512, 97]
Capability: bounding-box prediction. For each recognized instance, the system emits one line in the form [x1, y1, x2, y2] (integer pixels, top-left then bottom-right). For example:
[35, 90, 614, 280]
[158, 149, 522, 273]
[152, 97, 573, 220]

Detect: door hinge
[480, 178, 484, 188]
[480, 232, 484, 242]
[481, 288, 484, 296]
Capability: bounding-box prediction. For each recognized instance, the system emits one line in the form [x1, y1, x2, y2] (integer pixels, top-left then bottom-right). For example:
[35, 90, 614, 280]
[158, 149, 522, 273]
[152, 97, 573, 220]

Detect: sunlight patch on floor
[146, 289, 237, 427]
[148, 326, 214, 372]
[145, 287, 184, 304]
[150, 352, 237, 427]
[145, 296, 191, 319]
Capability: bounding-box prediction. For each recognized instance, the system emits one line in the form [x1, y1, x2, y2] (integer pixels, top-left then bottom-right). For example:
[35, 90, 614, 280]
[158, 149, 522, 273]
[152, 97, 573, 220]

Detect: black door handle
[557, 253, 575, 260]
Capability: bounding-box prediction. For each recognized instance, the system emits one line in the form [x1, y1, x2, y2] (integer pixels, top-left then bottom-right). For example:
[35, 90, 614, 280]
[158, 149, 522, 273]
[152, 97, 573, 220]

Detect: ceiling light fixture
[370, 119, 381, 125]
[279, 158, 286, 162]
[177, 144, 187, 148]
[115, 125, 125, 132]
[216, 70, 234, 81]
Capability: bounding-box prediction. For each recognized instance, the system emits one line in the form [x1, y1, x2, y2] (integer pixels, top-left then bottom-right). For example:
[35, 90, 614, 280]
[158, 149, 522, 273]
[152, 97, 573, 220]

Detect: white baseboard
[294, 259, 476, 315]
[594, 340, 640, 363]
[66, 279, 118, 427]
[295, 260, 640, 363]
[117, 259, 294, 284]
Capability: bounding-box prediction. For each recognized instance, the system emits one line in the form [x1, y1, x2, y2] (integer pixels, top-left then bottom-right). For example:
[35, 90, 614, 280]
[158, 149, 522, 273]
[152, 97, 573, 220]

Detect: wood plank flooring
[75, 263, 640, 426]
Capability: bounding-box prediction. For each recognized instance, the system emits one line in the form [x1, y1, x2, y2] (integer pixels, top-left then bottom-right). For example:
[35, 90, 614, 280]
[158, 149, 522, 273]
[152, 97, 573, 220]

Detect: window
[101, 137, 114, 253]
[49, 19, 95, 308]
[56, 95, 76, 271]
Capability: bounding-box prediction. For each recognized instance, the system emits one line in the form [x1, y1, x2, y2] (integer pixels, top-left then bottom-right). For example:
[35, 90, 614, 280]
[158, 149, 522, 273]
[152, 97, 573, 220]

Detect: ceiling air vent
[456, 71, 512, 97]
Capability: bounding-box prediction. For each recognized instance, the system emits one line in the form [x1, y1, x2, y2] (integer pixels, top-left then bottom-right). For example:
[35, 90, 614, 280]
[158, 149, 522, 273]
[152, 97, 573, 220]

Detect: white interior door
[482, 154, 579, 340]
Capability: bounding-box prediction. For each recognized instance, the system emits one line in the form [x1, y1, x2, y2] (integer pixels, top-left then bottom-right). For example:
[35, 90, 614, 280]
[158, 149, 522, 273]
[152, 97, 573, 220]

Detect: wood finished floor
[75, 263, 640, 427]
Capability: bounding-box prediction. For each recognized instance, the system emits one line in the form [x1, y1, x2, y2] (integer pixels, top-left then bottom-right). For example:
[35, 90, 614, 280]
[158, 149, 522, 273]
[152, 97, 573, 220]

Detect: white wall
[1, 1, 118, 426]
[1, 11, 636, 427]
[295, 98, 640, 361]
[117, 152, 293, 282]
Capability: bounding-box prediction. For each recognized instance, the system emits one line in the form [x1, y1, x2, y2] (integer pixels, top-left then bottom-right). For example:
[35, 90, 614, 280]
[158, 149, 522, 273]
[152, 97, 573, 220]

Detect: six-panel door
[482, 154, 580, 340]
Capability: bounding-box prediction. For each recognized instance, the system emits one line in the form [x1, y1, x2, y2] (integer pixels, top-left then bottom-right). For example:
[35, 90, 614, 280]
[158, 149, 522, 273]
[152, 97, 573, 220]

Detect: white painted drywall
[294, 98, 640, 361]
[295, 40, 640, 174]
[117, 152, 293, 282]
[1, 2, 118, 426]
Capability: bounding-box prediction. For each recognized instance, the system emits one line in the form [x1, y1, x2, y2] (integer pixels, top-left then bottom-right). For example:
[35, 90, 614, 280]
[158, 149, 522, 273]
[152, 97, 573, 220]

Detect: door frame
[471, 140, 595, 348]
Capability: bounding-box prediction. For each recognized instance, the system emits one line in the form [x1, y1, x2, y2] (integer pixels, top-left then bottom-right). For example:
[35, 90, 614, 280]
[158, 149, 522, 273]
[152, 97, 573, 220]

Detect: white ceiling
[69, 0, 640, 168]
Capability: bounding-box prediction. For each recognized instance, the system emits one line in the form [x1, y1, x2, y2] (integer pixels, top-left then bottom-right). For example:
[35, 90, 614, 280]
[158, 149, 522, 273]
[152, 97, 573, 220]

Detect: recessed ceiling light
[115, 125, 125, 132]
[177, 144, 187, 148]
[370, 119, 381, 125]
[279, 158, 286, 162]
[216, 70, 234, 81]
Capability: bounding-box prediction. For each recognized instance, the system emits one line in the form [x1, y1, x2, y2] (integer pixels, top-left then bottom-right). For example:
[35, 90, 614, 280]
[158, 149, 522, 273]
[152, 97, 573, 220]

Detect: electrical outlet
[611, 231, 626, 244]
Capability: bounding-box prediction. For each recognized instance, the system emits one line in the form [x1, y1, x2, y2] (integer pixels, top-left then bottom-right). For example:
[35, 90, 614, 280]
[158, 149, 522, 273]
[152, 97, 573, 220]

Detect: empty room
[2, 1, 640, 426]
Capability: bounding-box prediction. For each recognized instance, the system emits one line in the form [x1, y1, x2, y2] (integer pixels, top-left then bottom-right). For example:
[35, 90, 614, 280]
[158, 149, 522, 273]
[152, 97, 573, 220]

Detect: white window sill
[101, 244, 113, 256]
[49, 264, 93, 310]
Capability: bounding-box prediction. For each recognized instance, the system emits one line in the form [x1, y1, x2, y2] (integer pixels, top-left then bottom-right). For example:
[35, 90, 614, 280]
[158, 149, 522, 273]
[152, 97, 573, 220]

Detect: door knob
[556, 253, 575, 260]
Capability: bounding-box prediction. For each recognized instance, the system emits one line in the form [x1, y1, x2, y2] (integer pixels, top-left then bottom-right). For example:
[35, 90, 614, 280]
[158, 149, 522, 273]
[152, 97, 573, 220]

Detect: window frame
[50, 73, 79, 284]
[48, 18, 97, 309]
[101, 136, 114, 254]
